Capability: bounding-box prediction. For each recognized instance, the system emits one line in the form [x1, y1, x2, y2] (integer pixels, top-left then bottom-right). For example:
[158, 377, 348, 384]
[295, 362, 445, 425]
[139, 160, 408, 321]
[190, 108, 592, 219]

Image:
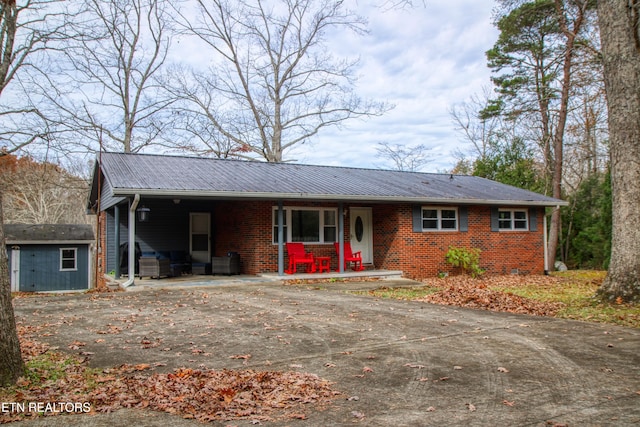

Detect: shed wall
[10, 244, 90, 291]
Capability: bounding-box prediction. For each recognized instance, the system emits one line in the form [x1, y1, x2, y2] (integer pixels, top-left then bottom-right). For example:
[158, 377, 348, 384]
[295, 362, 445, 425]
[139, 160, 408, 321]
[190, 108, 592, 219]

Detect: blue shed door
[19, 245, 89, 292]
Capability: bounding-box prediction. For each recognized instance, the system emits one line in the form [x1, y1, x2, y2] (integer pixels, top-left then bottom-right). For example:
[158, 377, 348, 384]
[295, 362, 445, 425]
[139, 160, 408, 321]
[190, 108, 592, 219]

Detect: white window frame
[273, 207, 338, 244]
[421, 206, 458, 231]
[60, 247, 78, 271]
[498, 209, 529, 231]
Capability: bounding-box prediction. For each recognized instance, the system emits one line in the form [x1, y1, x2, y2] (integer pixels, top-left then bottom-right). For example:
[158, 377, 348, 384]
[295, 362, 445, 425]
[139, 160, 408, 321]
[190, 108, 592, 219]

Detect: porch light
[136, 205, 150, 222]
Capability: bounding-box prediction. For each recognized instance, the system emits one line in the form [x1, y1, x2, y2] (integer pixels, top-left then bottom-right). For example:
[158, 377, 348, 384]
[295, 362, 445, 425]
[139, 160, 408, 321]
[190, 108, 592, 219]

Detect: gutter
[5, 240, 93, 245]
[110, 189, 569, 207]
[121, 194, 140, 288]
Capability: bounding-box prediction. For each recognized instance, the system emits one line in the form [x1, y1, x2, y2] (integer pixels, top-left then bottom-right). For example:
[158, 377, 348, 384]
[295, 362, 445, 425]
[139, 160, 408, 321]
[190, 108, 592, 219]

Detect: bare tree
[596, 0, 640, 302]
[0, 0, 79, 386]
[51, 0, 174, 153]
[450, 86, 506, 160]
[375, 141, 431, 172]
[0, 155, 90, 224]
[0, 0, 71, 156]
[168, 0, 391, 162]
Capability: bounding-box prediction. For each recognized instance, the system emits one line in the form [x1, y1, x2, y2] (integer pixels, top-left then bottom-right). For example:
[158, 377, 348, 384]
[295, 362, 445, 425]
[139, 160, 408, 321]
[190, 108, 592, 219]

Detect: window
[498, 209, 528, 230]
[421, 207, 458, 231]
[60, 248, 77, 271]
[273, 207, 337, 243]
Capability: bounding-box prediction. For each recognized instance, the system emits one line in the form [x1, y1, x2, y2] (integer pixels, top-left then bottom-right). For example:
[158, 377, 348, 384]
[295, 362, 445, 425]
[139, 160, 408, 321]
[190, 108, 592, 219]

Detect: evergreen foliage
[563, 170, 611, 269]
[472, 137, 545, 193]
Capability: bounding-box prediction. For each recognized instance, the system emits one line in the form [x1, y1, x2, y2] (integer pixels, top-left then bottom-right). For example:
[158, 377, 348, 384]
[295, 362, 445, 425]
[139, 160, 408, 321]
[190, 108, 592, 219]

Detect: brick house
[88, 152, 567, 284]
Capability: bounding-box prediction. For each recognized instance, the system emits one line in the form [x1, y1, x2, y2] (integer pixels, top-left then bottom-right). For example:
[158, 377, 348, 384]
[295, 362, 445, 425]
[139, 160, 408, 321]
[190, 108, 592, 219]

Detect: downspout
[543, 208, 550, 275]
[122, 194, 140, 288]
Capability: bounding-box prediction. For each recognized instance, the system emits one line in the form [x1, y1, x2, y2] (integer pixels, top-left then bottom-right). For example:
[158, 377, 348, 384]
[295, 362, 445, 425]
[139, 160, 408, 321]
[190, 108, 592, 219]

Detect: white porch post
[122, 194, 140, 288]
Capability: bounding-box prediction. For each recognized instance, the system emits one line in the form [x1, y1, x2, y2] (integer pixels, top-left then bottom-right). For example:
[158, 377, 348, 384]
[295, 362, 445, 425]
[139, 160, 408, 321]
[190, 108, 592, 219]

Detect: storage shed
[5, 224, 94, 292]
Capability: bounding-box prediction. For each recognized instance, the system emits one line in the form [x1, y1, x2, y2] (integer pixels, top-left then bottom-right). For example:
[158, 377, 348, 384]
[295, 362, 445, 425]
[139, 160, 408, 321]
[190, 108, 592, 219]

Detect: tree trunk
[547, 0, 586, 271]
[0, 189, 24, 386]
[597, 0, 640, 302]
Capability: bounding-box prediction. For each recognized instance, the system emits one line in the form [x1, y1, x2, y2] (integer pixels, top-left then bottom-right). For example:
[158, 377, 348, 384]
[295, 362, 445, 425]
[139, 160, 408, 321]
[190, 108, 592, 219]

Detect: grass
[361, 270, 640, 328]
[494, 271, 640, 327]
[0, 351, 97, 405]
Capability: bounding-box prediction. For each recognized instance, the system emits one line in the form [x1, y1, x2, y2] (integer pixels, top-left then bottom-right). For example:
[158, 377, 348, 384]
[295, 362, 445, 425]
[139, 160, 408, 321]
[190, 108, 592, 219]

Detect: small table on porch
[315, 256, 331, 273]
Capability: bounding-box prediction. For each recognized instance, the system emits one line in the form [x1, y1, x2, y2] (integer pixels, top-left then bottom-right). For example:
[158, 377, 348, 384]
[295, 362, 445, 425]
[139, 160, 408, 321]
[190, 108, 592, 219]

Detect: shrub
[445, 246, 485, 278]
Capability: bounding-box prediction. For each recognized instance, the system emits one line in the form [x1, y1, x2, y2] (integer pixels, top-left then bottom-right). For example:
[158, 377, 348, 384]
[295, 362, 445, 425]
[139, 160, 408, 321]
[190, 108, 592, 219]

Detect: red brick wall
[96, 210, 108, 288]
[372, 204, 545, 279]
[213, 201, 342, 274]
[213, 202, 545, 279]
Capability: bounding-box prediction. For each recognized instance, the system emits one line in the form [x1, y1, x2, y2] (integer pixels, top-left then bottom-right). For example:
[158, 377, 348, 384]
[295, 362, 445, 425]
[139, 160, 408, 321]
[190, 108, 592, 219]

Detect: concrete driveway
[11, 279, 640, 426]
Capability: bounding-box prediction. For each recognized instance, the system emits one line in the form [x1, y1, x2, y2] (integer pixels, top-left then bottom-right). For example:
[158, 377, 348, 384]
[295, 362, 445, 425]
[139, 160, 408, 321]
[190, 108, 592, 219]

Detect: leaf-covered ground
[417, 275, 566, 316]
[0, 325, 339, 424]
[5, 271, 636, 424]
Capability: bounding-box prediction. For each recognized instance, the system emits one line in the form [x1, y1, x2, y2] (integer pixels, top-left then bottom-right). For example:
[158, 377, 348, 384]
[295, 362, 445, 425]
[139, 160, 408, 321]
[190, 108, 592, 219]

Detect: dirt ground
[8, 279, 640, 426]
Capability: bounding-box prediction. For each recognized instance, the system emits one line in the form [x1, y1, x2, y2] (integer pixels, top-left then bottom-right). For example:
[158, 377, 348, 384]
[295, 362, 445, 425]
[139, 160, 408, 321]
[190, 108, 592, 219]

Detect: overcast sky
[285, 1, 500, 172]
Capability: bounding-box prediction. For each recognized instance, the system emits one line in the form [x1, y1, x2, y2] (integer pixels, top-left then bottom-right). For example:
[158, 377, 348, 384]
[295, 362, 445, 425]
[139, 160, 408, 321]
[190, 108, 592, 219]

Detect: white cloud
[291, 1, 499, 172]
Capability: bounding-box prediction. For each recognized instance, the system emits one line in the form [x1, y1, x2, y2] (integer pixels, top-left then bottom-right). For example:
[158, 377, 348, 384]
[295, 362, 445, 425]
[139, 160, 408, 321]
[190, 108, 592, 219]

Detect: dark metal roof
[4, 224, 94, 243]
[92, 152, 567, 208]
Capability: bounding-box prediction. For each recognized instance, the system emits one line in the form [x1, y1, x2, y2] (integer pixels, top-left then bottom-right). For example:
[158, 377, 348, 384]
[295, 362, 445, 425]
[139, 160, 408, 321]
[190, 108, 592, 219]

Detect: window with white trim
[421, 207, 458, 231]
[60, 248, 77, 271]
[498, 209, 528, 230]
[273, 207, 337, 243]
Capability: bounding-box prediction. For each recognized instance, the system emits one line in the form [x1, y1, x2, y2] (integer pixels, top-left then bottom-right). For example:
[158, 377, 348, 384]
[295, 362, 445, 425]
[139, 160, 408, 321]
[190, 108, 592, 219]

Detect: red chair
[285, 242, 316, 274]
[334, 242, 364, 271]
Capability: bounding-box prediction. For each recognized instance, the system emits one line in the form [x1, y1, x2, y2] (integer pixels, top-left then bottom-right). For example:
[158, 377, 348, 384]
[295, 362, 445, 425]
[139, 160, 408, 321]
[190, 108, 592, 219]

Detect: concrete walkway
[11, 278, 640, 426]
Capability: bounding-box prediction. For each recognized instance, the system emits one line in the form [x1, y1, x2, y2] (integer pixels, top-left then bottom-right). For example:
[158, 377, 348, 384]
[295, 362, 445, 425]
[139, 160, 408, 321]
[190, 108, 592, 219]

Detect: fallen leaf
[503, 400, 515, 406]
[133, 363, 151, 371]
[404, 363, 426, 369]
[351, 411, 365, 419]
[229, 354, 252, 359]
[68, 340, 86, 350]
[219, 387, 236, 403]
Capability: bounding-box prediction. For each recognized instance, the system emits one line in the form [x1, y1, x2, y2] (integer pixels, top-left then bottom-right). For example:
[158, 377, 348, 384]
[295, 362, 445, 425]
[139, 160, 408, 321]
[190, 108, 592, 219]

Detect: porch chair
[334, 242, 364, 271]
[285, 242, 316, 274]
[139, 252, 171, 279]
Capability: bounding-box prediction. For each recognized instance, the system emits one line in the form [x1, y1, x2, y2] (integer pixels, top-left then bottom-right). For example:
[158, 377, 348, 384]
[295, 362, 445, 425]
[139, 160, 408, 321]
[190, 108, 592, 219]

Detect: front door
[349, 207, 373, 264]
[190, 212, 211, 263]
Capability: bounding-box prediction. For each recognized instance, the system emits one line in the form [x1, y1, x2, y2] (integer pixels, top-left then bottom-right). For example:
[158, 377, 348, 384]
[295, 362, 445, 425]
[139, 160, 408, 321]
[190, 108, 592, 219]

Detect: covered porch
[101, 196, 379, 287]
